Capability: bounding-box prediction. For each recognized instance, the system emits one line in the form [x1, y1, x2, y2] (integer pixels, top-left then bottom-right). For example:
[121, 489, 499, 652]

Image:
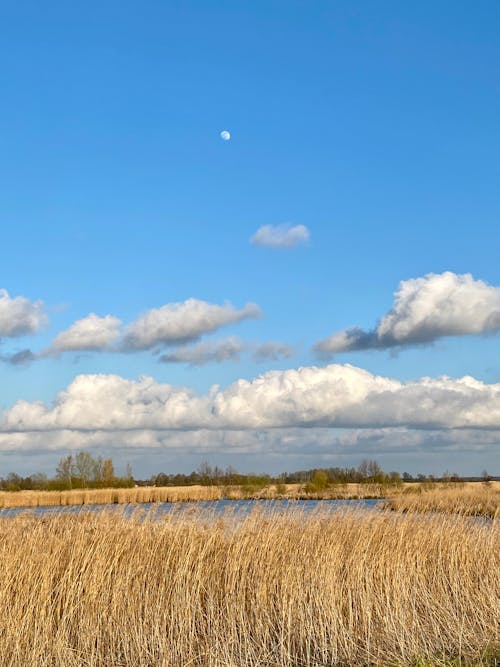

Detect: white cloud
[122, 299, 261, 350]
[2, 374, 212, 432]
[160, 337, 243, 366]
[0, 289, 47, 337]
[51, 313, 122, 352]
[251, 224, 310, 248]
[3, 363, 500, 437]
[315, 272, 500, 355]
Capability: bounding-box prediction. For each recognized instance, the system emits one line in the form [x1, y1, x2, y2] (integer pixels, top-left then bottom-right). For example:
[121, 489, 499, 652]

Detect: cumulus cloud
[2, 374, 212, 432]
[51, 313, 122, 353]
[122, 299, 261, 350]
[315, 272, 500, 356]
[0, 289, 47, 337]
[251, 224, 310, 249]
[3, 363, 500, 436]
[160, 337, 243, 366]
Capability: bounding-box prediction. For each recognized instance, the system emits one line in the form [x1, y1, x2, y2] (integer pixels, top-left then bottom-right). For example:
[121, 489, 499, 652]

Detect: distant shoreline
[1, 480, 498, 517]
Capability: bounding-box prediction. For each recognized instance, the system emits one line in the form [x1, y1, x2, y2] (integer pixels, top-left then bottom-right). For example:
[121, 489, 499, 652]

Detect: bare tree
[56, 455, 75, 488]
[75, 451, 95, 487]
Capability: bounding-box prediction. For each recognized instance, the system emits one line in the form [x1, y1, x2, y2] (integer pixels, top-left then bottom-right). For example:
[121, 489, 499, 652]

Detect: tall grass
[0, 484, 222, 508]
[1, 482, 499, 514]
[387, 483, 500, 519]
[0, 483, 380, 508]
[0, 506, 497, 666]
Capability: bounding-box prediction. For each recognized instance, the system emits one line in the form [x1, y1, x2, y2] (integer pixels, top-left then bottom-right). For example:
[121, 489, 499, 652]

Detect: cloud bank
[1, 425, 496, 456]
[3, 363, 500, 435]
[251, 224, 310, 248]
[0, 289, 47, 338]
[315, 272, 500, 355]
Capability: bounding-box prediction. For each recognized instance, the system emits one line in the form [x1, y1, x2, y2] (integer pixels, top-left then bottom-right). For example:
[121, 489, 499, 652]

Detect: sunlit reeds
[0, 506, 497, 666]
[386, 482, 500, 519]
[0, 482, 404, 509]
[0, 484, 222, 508]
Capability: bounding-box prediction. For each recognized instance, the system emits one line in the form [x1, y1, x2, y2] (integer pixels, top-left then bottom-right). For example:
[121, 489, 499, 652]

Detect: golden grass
[0, 484, 222, 508]
[0, 506, 497, 666]
[0, 483, 368, 509]
[386, 483, 500, 519]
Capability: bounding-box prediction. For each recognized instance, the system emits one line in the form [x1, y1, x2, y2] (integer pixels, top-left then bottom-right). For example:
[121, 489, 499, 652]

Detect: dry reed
[0, 484, 222, 509]
[0, 506, 497, 666]
[0, 482, 412, 509]
[386, 483, 500, 519]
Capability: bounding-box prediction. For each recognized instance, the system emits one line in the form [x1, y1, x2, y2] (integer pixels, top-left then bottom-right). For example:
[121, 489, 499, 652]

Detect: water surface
[0, 497, 381, 519]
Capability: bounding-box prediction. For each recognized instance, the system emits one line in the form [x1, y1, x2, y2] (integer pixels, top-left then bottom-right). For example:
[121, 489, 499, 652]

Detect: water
[0, 497, 382, 519]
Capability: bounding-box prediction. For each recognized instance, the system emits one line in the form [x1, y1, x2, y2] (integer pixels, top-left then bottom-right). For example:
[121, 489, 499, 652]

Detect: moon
[220, 130, 231, 141]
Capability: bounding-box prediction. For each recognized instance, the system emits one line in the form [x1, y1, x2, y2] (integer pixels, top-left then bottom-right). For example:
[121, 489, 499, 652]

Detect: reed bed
[1, 482, 498, 514]
[0, 483, 402, 509]
[0, 506, 497, 666]
[0, 484, 222, 508]
[386, 483, 500, 519]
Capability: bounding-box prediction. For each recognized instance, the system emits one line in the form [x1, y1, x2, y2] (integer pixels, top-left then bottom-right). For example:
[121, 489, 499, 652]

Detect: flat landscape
[1, 3, 499, 665]
[1, 481, 499, 518]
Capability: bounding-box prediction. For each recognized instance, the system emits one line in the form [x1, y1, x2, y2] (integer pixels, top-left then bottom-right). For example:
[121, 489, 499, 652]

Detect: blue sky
[1, 1, 499, 477]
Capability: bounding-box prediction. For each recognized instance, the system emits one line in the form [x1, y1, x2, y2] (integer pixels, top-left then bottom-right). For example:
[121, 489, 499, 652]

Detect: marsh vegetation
[0, 506, 497, 666]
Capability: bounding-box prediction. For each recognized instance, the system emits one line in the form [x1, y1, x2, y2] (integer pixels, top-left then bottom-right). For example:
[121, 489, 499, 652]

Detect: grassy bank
[0, 506, 497, 666]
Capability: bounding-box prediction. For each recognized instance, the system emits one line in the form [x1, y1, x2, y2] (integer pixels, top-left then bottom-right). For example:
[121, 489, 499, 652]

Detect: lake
[0, 497, 382, 519]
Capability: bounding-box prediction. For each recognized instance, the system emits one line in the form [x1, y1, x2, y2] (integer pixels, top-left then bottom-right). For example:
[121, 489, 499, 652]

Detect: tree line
[0, 452, 134, 491]
[147, 460, 479, 488]
[1, 455, 493, 492]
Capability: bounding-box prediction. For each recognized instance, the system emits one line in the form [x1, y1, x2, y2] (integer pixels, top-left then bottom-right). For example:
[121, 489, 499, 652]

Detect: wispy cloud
[0, 349, 36, 366]
[250, 224, 310, 249]
[253, 342, 295, 362]
[315, 272, 500, 356]
[160, 337, 243, 366]
[160, 338, 295, 366]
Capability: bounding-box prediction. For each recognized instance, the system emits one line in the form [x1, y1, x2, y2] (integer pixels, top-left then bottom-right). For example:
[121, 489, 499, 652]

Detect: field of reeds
[1, 481, 499, 516]
[0, 505, 497, 666]
[0, 483, 374, 509]
[0, 482, 416, 509]
[0, 484, 222, 508]
[386, 482, 500, 519]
